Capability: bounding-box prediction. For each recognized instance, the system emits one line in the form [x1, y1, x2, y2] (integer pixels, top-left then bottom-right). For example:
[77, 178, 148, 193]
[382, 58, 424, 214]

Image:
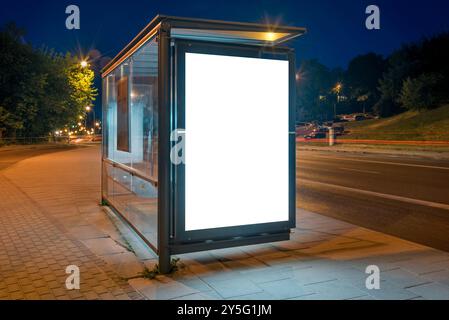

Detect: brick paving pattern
[0, 146, 143, 300]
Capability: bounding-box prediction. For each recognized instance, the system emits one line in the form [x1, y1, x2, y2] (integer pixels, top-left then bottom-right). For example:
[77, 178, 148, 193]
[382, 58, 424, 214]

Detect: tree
[376, 33, 449, 116]
[296, 59, 335, 121]
[0, 23, 97, 139]
[66, 55, 97, 117]
[346, 53, 385, 113]
[0, 23, 46, 138]
[398, 73, 442, 110]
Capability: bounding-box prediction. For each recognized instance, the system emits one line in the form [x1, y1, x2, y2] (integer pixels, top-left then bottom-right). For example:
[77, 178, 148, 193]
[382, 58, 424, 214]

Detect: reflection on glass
[102, 38, 159, 248]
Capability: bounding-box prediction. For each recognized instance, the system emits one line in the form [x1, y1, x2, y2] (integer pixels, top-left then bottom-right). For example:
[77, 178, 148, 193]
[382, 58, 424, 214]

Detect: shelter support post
[158, 23, 172, 274]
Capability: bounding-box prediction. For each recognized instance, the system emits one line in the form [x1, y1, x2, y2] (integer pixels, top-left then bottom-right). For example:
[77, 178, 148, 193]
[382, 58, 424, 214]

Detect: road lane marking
[300, 155, 449, 171]
[338, 167, 380, 175]
[300, 178, 449, 211]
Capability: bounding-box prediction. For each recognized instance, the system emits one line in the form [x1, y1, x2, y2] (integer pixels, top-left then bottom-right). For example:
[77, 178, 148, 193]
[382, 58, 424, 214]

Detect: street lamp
[334, 83, 342, 94]
[80, 60, 88, 68]
[332, 82, 343, 119]
[85, 105, 96, 135]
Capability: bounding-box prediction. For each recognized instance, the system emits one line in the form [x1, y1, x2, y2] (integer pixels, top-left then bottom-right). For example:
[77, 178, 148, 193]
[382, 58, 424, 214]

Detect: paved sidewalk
[0, 146, 144, 300]
[131, 208, 449, 300]
[1, 145, 449, 300]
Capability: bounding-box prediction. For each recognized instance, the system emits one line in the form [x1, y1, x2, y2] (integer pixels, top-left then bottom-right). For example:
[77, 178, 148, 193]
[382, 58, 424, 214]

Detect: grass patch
[141, 258, 182, 279]
[341, 104, 449, 141]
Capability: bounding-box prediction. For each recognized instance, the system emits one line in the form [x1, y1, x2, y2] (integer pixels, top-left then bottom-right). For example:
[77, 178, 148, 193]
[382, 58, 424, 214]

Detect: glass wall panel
[102, 37, 159, 249]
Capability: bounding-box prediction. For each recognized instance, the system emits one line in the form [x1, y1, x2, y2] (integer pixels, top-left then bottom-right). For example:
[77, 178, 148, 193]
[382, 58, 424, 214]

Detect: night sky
[2, 0, 449, 113]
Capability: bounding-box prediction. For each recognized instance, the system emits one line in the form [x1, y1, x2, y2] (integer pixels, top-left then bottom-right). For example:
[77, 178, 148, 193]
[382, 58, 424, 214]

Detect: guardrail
[0, 136, 70, 146]
[0, 135, 102, 146]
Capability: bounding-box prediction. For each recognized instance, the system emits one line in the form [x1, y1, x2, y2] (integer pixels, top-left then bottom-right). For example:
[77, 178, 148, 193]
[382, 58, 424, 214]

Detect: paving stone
[292, 266, 339, 285]
[67, 225, 107, 240]
[258, 279, 315, 299]
[173, 291, 223, 300]
[129, 277, 198, 300]
[355, 281, 419, 300]
[81, 238, 129, 256]
[229, 291, 278, 300]
[176, 277, 213, 293]
[204, 278, 263, 299]
[303, 280, 367, 300]
[407, 282, 449, 300]
[382, 268, 431, 288]
[100, 252, 145, 279]
[241, 266, 294, 284]
[421, 269, 449, 286]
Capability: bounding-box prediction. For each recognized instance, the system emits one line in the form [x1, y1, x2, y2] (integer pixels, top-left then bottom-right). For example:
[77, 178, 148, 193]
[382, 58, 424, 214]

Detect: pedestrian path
[0, 146, 143, 300]
[130, 208, 449, 300]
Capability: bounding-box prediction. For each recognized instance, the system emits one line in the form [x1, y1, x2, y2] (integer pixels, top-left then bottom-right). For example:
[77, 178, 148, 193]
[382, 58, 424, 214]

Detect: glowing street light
[333, 82, 343, 95]
[332, 82, 343, 118]
[265, 32, 276, 42]
[80, 60, 88, 68]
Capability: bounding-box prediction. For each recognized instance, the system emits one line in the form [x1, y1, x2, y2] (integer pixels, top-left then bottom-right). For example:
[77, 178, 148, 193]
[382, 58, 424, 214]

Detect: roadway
[297, 150, 449, 252]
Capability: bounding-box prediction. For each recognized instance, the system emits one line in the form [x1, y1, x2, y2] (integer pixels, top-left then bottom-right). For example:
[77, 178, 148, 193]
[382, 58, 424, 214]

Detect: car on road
[304, 132, 327, 139]
[304, 127, 328, 139]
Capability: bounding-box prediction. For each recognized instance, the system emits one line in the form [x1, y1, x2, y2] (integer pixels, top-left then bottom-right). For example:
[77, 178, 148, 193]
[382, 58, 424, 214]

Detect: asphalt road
[297, 150, 449, 252]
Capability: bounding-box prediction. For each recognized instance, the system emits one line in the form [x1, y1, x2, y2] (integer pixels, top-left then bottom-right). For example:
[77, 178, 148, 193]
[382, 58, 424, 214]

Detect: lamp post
[332, 82, 343, 119]
[85, 105, 96, 135]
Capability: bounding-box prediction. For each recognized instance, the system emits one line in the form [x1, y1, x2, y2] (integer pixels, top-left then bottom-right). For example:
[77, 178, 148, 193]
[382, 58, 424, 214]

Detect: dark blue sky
[2, 0, 449, 113]
[2, 0, 449, 68]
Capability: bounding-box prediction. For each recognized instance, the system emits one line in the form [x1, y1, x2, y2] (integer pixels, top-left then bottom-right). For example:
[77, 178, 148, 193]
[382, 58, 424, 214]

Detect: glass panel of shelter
[102, 37, 159, 248]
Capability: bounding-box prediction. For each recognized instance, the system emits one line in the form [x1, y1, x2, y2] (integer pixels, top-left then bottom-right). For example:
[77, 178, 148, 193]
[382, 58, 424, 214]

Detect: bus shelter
[101, 15, 306, 273]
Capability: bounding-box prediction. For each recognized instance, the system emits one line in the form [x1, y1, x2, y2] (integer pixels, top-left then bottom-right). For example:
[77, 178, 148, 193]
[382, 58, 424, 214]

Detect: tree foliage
[296, 59, 342, 121]
[376, 33, 449, 115]
[346, 53, 386, 113]
[399, 73, 442, 111]
[0, 23, 97, 139]
[297, 33, 449, 121]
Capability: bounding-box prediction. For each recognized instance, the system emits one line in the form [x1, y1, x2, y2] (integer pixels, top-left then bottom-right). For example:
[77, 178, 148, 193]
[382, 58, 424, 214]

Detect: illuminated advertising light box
[173, 41, 296, 244]
[185, 53, 289, 230]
